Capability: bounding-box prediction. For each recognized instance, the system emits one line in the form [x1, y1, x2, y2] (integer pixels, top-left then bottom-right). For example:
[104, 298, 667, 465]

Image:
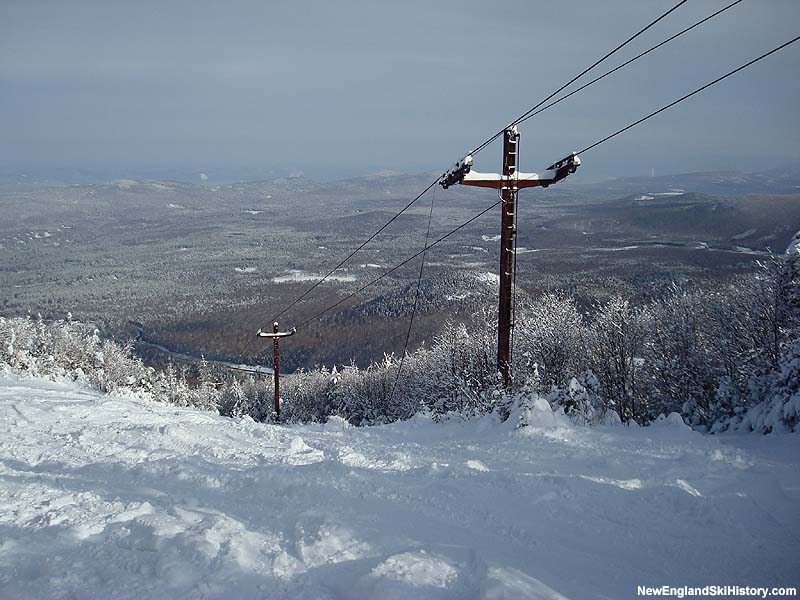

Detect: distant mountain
[3, 164, 800, 201]
[566, 167, 800, 199]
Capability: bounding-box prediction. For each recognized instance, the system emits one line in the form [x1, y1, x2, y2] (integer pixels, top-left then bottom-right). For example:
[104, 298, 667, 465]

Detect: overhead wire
[295, 33, 800, 336]
[469, 0, 690, 157]
[387, 184, 436, 404]
[256, 0, 691, 336]
[250, 2, 797, 375]
[241, 178, 439, 360]
[575, 34, 800, 156]
[515, 0, 745, 127]
[296, 200, 501, 329]
[268, 177, 440, 323]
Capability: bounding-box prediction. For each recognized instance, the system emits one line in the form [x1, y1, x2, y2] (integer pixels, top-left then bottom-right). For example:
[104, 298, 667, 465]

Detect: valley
[2, 168, 799, 373]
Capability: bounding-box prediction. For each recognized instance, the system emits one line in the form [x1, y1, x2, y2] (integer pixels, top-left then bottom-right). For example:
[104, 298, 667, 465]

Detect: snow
[476, 271, 500, 285]
[786, 230, 800, 256]
[1, 375, 799, 599]
[272, 270, 356, 284]
[731, 228, 758, 241]
[113, 179, 138, 189]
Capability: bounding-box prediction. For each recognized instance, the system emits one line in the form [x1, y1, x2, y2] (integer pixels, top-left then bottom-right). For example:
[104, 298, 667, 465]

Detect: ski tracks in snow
[0, 374, 798, 599]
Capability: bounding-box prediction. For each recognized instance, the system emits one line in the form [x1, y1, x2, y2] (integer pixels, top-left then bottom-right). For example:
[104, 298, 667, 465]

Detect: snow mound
[786, 230, 800, 256]
[652, 412, 691, 430]
[514, 395, 565, 430]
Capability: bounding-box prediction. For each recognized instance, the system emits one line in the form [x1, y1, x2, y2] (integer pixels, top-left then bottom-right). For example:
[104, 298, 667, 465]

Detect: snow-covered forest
[3, 251, 798, 434]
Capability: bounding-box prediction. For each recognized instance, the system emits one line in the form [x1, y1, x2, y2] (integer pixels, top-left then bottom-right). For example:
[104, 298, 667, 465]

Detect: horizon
[4, 161, 800, 188]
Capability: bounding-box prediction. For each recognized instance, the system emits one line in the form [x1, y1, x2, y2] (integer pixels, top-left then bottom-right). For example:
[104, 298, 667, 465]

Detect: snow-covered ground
[1, 375, 798, 600]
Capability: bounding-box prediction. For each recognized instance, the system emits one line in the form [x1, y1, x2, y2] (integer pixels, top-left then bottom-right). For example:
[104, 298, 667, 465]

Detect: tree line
[1, 254, 797, 433]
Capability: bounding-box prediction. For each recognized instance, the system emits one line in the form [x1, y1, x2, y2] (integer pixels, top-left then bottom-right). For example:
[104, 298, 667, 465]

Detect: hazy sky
[2, 0, 799, 181]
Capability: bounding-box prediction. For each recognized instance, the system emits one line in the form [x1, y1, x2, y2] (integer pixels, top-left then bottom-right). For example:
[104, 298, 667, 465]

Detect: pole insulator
[440, 155, 473, 189]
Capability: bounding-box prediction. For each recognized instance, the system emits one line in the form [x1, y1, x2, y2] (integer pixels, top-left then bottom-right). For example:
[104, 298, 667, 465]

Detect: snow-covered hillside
[1, 375, 798, 600]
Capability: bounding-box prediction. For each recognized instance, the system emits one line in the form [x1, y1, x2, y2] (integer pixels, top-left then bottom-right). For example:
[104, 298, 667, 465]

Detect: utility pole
[497, 128, 519, 386]
[440, 128, 581, 387]
[256, 321, 296, 420]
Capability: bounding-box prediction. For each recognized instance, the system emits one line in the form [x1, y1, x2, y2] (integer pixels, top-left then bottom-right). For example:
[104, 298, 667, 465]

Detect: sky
[1, 0, 799, 182]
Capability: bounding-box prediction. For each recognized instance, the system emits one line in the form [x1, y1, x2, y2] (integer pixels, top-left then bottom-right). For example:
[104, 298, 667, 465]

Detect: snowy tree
[219, 379, 249, 418]
[515, 365, 542, 428]
[547, 370, 608, 425]
[326, 356, 418, 426]
[704, 259, 799, 423]
[422, 317, 503, 419]
[194, 356, 222, 412]
[89, 339, 140, 393]
[643, 285, 717, 425]
[589, 296, 650, 423]
[722, 339, 800, 433]
[154, 363, 192, 407]
[240, 377, 274, 422]
[282, 366, 335, 423]
[514, 292, 587, 392]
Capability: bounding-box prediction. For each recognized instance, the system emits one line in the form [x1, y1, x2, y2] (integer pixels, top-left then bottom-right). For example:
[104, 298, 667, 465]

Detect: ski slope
[1, 375, 798, 600]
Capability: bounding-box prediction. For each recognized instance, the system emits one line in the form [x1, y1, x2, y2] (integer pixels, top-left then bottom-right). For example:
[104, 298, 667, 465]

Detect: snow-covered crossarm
[256, 326, 296, 338]
[452, 152, 581, 189]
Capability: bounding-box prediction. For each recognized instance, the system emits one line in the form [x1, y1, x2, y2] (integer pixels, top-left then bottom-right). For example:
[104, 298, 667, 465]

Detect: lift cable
[469, 0, 689, 158]
[268, 178, 440, 324]
[387, 185, 436, 404]
[575, 34, 800, 157]
[257, 1, 690, 335]
[293, 34, 800, 332]
[296, 200, 501, 329]
[516, 0, 745, 128]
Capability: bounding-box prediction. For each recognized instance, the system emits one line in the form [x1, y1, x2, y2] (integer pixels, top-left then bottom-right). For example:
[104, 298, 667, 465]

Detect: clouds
[1, 0, 799, 180]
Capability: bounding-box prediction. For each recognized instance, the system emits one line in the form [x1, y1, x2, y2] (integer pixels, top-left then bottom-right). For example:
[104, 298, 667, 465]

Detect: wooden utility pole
[440, 128, 581, 387]
[497, 128, 519, 386]
[256, 321, 296, 420]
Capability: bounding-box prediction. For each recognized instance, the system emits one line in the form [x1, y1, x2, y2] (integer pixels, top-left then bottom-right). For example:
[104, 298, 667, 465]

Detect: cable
[258, 0, 689, 334]
[516, 0, 745, 127]
[241, 27, 795, 364]
[297, 200, 501, 329]
[469, 0, 689, 157]
[576, 35, 800, 156]
[268, 177, 440, 324]
[244, 177, 439, 360]
[387, 184, 436, 403]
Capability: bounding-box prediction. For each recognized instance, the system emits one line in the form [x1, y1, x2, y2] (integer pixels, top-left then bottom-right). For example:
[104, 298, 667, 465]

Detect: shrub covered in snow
[547, 371, 610, 425]
[719, 339, 800, 433]
[514, 292, 587, 393]
[588, 296, 650, 423]
[0, 315, 149, 391]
